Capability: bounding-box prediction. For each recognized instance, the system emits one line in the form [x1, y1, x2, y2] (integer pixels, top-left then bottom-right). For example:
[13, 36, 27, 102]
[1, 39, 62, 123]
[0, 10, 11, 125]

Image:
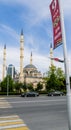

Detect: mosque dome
[24, 64, 37, 69]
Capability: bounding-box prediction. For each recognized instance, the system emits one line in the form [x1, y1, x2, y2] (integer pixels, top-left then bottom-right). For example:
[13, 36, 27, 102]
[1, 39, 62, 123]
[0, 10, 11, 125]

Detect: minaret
[2, 44, 6, 80]
[30, 52, 32, 65]
[19, 29, 24, 83]
[50, 43, 53, 66]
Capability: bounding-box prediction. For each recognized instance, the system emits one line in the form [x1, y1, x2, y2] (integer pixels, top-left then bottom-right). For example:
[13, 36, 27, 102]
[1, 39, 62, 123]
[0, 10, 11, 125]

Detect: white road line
[9, 99, 66, 104]
[0, 119, 22, 123]
[0, 99, 12, 108]
[0, 98, 5, 99]
[0, 124, 27, 129]
[0, 115, 19, 118]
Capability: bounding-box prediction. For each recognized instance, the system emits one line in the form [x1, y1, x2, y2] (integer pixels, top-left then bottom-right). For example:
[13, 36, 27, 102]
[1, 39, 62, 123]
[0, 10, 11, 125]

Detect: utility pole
[58, 0, 71, 129]
[7, 75, 9, 96]
[6, 67, 9, 96]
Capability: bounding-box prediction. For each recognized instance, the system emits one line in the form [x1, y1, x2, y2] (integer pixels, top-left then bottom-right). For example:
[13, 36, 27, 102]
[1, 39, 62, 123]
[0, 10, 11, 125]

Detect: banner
[50, 0, 62, 49]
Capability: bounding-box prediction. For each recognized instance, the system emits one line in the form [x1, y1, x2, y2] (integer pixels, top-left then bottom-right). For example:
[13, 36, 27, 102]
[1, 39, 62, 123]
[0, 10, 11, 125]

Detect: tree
[56, 67, 65, 91]
[22, 82, 27, 92]
[46, 65, 65, 92]
[1, 75, 14, 92]
[35, 82, 43, 92]
[14, 82, 23, 93]
[27, 83, 34, 91]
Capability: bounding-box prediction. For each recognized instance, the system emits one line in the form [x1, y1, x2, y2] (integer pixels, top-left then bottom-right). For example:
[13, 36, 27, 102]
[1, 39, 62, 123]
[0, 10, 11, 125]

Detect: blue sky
[0, 0, 71, 80]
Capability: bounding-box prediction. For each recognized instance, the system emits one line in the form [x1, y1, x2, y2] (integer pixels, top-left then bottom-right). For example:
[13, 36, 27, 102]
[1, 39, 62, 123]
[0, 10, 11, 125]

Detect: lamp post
[58, 0, 71, 129]
[7, 75, 9, 96]
[6, 67, 9, 96]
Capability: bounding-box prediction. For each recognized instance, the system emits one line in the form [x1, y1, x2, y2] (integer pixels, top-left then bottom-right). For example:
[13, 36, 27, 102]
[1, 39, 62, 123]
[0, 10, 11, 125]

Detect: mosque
[2, 30, 44, 89]
[23, 53, 43, 88]
[19, 30, 43, 88]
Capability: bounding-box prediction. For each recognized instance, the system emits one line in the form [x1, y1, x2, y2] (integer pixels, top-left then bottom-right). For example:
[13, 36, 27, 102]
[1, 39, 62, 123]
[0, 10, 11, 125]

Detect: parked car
[21, 92, 26, 97]
[21, 91, 39, 97]
[47, 91, 64, 96]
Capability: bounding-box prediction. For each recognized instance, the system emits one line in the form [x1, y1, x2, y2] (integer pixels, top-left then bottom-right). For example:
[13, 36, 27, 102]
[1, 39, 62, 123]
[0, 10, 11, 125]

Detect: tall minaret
[2, 44, 6, 80]
[19, 29, 24, 83]
[30, 52, 32, 65]
[50, 43, 53, 66]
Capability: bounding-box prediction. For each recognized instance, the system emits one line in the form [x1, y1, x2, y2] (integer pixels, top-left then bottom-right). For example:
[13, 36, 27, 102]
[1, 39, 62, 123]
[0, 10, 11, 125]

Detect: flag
[50, 57, 64, 63]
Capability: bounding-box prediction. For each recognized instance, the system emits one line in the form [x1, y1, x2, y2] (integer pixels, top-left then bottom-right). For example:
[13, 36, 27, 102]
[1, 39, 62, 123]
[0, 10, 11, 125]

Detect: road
[0, 95, 68, 130]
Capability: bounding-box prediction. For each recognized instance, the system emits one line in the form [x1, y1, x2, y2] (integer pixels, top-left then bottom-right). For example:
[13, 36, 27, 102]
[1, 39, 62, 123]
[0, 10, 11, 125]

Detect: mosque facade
[23, 59, 43, 89]
[2, 30, 45, 90]
[19, 30, 44, 89]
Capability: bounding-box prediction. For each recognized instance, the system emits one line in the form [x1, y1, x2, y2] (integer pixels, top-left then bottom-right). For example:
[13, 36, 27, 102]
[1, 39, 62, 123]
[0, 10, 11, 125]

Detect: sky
[0, 0, 71, 80]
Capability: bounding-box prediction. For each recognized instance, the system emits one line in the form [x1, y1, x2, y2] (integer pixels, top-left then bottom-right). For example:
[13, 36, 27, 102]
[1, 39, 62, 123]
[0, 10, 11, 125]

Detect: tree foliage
[35, 82, 43, 92]
[46, 65, 66, 92]
[14, 82, 23, 92]
[1, 75, 14, 92]
[27, 83, 34, 91]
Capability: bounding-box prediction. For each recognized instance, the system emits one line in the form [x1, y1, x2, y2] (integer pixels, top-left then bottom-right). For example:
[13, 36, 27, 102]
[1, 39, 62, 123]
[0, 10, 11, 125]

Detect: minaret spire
[2, 44, 6, 80]
[19, 29, 24, 83]
[21, 29, 23, 35]
[30, 52, 32, 65]
[4, 44, 6, 49]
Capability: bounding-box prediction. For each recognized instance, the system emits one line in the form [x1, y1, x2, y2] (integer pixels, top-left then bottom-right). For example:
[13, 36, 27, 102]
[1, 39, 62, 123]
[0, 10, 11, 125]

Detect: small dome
[24, 64, 36, 69]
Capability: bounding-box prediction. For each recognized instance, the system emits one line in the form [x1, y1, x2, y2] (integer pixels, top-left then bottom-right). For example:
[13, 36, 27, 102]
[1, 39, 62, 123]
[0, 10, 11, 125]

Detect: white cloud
[0, 24, 19, 42]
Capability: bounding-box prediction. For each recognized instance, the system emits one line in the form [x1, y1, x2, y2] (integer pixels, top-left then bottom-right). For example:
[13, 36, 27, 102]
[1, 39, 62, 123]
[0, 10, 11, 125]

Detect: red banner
[50, 0, 62, 49]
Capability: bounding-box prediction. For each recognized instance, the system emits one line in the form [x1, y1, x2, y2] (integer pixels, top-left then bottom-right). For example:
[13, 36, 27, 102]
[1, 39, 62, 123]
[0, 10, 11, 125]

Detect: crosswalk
[0, 115, 30, 130]
[0, 98, 12, 108]
[0, 98, 30, 130]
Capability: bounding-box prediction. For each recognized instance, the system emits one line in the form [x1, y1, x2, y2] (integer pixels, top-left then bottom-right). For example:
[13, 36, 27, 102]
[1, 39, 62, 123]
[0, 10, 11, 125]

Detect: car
[21, 92, 26, 97]
[47, 91, 64, 96]
[21, 91, 39, 97]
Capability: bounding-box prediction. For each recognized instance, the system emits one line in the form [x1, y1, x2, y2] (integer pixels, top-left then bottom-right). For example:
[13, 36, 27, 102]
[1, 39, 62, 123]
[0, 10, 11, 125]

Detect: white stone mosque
[2, 30, 45, 89]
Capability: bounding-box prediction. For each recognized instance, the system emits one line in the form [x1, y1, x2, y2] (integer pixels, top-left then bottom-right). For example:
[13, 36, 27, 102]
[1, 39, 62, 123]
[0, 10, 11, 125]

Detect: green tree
[22, 82, 27, 92]
[27, 83, 34, 91]
[46, 65, 65, 92]
[1, 75, 14, 92]
[14, 82, 23, 93]
[56, 67, 65, 91]
[35, 82, 43, 92]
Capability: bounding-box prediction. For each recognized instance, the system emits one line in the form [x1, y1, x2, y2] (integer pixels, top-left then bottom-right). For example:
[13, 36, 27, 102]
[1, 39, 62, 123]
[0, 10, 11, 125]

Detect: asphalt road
[0, 95, 68, 130]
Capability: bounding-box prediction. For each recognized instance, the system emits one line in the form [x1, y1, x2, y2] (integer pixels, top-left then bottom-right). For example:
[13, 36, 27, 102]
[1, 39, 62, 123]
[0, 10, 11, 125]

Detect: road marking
[6, 127, 29, 130]
[0, 115, 29, 130]
[0, 124, 26, 129]
[9, 99, 66, 104]
[0, 98, 12, 108]
[0, 115, 21, 121]
[0, 119, 23, 123]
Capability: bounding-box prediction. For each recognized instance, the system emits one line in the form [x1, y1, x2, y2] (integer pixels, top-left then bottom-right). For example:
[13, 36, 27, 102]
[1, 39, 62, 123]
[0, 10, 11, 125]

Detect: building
[23, 52, 45, 90]
[7, 64, 15, 79]
[18, 30, 45, 89]
[24, 63, 43, 89]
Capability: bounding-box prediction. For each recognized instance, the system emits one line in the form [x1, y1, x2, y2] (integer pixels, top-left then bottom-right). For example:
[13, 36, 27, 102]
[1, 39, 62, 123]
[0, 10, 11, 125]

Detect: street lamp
[6, 67, 9, 96]
[7, 75, 9, 96]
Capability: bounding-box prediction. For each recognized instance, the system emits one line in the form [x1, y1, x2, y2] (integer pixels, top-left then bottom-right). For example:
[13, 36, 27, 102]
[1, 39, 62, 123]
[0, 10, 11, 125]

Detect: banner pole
[58, 0, 71, 129]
